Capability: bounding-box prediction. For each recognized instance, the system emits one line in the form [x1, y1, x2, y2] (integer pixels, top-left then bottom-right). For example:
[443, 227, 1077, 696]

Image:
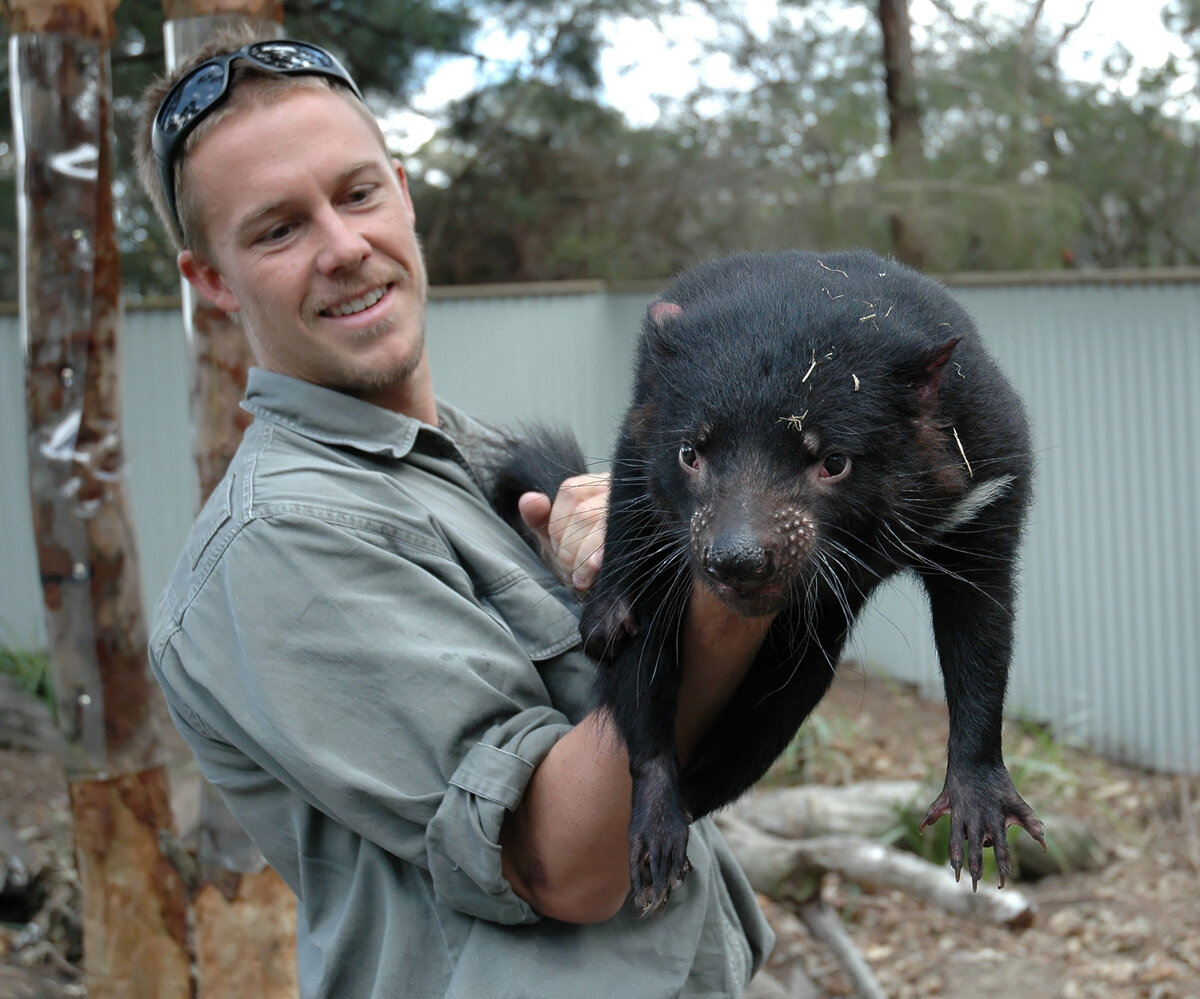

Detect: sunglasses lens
[248, 41, 333, 71]
[159, 62, 227, 135]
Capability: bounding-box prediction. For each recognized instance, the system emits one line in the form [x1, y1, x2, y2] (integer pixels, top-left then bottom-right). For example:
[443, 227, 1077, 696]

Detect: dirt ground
[1, 665, 1197, 998]
[754, 664, 1200, 999]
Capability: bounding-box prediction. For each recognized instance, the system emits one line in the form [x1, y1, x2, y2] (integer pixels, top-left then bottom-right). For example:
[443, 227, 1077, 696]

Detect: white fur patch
[936, 475, 1016, 535]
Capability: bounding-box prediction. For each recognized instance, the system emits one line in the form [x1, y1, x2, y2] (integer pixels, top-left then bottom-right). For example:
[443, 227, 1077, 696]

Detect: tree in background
[7, 2, 192, 994]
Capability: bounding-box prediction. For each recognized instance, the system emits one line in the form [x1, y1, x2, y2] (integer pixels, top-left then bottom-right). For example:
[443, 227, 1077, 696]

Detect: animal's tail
[489, 424, 590, 542]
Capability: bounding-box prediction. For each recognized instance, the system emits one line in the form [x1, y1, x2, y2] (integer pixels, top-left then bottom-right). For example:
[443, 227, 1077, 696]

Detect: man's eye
[345, 185, 376, 205]
[261, 222, 293, 243]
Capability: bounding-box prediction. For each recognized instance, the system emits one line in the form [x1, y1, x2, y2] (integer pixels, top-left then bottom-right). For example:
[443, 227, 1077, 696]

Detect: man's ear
[178, 249, 239, 314]
[391, 158, 416, 223]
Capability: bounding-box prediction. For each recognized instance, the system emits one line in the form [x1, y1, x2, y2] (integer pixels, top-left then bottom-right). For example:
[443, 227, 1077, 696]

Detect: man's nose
[315, 208, 370, 273]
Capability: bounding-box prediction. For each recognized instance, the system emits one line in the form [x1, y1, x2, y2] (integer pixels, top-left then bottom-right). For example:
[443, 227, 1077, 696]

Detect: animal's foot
[580, 591, 637, 660]
[629, 803, 692, 916]
[921, 764, 1046, 890]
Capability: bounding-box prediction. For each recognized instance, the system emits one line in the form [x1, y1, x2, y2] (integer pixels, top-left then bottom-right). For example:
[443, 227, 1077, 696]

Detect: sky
[383, 0, 1192, 153]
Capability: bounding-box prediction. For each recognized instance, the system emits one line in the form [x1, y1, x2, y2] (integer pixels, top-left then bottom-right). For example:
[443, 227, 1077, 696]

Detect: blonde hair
[135, 26, 388, 259]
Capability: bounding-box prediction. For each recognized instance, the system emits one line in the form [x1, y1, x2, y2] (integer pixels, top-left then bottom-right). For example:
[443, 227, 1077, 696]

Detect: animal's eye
[819, 454, 850, 480]
[679, 443, 700, 471]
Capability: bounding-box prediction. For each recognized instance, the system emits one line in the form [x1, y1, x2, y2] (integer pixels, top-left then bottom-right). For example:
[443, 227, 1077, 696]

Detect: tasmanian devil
[491, 248, 1045, 914]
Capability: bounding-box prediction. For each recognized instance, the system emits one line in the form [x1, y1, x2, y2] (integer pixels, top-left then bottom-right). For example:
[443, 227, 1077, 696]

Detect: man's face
[179, 87, 431, 413]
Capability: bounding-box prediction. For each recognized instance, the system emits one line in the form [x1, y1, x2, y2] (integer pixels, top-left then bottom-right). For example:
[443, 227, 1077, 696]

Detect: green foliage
[0, 644, 55, 721]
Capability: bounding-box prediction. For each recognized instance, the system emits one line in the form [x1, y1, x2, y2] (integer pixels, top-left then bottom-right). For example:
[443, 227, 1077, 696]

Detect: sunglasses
[151, 40, 364, 239]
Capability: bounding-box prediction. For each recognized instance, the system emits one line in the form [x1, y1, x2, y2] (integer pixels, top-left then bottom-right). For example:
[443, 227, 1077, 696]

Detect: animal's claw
[922, 765, 1042, 892]
[631, 836, 691, 916]
[628, 780, 692, 915]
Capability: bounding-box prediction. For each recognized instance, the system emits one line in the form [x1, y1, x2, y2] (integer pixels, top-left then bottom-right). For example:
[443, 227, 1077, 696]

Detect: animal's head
[627, 256, 971, 616]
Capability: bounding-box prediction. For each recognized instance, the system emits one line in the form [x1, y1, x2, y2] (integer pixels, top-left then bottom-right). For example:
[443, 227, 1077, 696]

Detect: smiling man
[136, 29, 773, 999]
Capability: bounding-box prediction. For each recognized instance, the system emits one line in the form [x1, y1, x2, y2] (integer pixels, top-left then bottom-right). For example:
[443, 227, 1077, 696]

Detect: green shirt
[149, 368, 773, 999]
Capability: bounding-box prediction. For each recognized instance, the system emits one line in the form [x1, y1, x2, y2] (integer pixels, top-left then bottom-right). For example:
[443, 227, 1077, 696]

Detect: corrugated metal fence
[2, 272, 1197, 773]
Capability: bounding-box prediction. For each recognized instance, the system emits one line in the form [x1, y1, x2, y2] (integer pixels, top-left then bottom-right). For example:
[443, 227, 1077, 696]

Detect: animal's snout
[702, 530, 775, 587]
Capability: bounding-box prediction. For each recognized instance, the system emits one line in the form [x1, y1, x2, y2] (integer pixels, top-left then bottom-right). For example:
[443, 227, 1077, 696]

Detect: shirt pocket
[476, 568, 582, 662]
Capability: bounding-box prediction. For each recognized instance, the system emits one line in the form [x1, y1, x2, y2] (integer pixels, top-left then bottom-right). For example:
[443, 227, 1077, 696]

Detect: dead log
[716, 813, 1037, 930]
[733, 780, 927, 839]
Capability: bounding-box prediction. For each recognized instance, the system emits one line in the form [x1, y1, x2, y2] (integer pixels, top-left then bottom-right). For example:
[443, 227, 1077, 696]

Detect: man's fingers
[517, 491, 553, 547]
[515, 475, 610, 591]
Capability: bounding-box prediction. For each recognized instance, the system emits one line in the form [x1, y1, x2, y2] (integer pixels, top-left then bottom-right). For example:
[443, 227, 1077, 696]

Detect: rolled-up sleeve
[160, 505, 585, 924]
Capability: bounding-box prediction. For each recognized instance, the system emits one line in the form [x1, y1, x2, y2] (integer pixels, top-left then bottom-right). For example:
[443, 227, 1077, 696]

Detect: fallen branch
[796, 898, 888, 999]
[715, 813, 1036, 930]
[732, 780, 927, 839]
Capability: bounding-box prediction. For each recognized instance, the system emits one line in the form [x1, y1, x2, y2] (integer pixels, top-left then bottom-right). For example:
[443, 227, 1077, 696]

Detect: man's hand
[517, 473, 609, 592]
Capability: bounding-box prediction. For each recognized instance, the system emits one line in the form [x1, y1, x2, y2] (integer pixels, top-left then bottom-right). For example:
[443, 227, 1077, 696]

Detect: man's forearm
[500, 583, 773, 922]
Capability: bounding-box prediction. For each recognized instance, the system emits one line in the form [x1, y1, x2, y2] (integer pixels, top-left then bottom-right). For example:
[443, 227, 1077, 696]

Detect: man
[137, 30, 773, 998]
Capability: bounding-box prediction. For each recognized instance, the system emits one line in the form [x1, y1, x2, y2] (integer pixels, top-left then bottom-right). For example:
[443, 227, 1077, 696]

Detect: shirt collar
[240, 367, 425, 460]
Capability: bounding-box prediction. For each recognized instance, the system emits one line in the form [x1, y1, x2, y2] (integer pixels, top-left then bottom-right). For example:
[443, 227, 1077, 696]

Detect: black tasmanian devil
[492, 248, 1045, 914]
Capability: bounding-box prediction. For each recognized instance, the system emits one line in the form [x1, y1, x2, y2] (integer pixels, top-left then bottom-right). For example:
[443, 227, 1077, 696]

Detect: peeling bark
[70, 772, 192, 999]
[193, 866, 298, 996]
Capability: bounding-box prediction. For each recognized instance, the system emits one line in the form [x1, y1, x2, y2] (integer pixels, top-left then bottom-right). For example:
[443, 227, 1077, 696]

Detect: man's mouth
[320, 283, 391, 318]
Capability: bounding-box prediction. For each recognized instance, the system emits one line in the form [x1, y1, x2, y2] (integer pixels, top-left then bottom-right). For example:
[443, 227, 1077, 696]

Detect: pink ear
[649, 301, 683, 326]
[914, 337, 963, 410]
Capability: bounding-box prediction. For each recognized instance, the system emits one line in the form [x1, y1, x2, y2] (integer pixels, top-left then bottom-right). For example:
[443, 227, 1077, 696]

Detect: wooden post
[6, 1, 192, 996]
[159, 6, 299, 997]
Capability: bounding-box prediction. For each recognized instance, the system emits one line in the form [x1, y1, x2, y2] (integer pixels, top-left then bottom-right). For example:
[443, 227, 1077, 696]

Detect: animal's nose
[703, 531, 773, 586]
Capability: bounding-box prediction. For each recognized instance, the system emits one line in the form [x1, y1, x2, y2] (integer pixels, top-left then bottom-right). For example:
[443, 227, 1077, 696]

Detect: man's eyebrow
[233, 160, 387, 241]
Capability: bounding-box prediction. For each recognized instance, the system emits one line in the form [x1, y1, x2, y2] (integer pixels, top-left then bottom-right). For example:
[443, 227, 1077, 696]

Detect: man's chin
[334, 333, 426, 399]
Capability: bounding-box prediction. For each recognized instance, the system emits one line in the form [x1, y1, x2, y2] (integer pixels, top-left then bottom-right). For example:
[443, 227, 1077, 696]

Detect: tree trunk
[878, 0, 927, 268]
[7, 2, 192, 995]
[159, 7, 299, 998]
[161, 3, 283, 501]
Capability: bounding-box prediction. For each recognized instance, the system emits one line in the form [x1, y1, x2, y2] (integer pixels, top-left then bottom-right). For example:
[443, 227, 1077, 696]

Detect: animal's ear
[645, 300, 684, 356]
[650, 301, 683, 326]
[904, 337, 963, 410]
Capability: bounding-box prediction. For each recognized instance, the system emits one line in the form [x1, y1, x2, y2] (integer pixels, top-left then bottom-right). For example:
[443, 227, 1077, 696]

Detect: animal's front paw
[580, 591, 637, 660]
[629, 794, 692, 916]
[921, 764, 1046, 890]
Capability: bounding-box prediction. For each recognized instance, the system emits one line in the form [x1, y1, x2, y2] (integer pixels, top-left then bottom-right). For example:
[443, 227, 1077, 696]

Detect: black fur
[488, 425, 589, 551]
[492, 249, 1044, 913]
